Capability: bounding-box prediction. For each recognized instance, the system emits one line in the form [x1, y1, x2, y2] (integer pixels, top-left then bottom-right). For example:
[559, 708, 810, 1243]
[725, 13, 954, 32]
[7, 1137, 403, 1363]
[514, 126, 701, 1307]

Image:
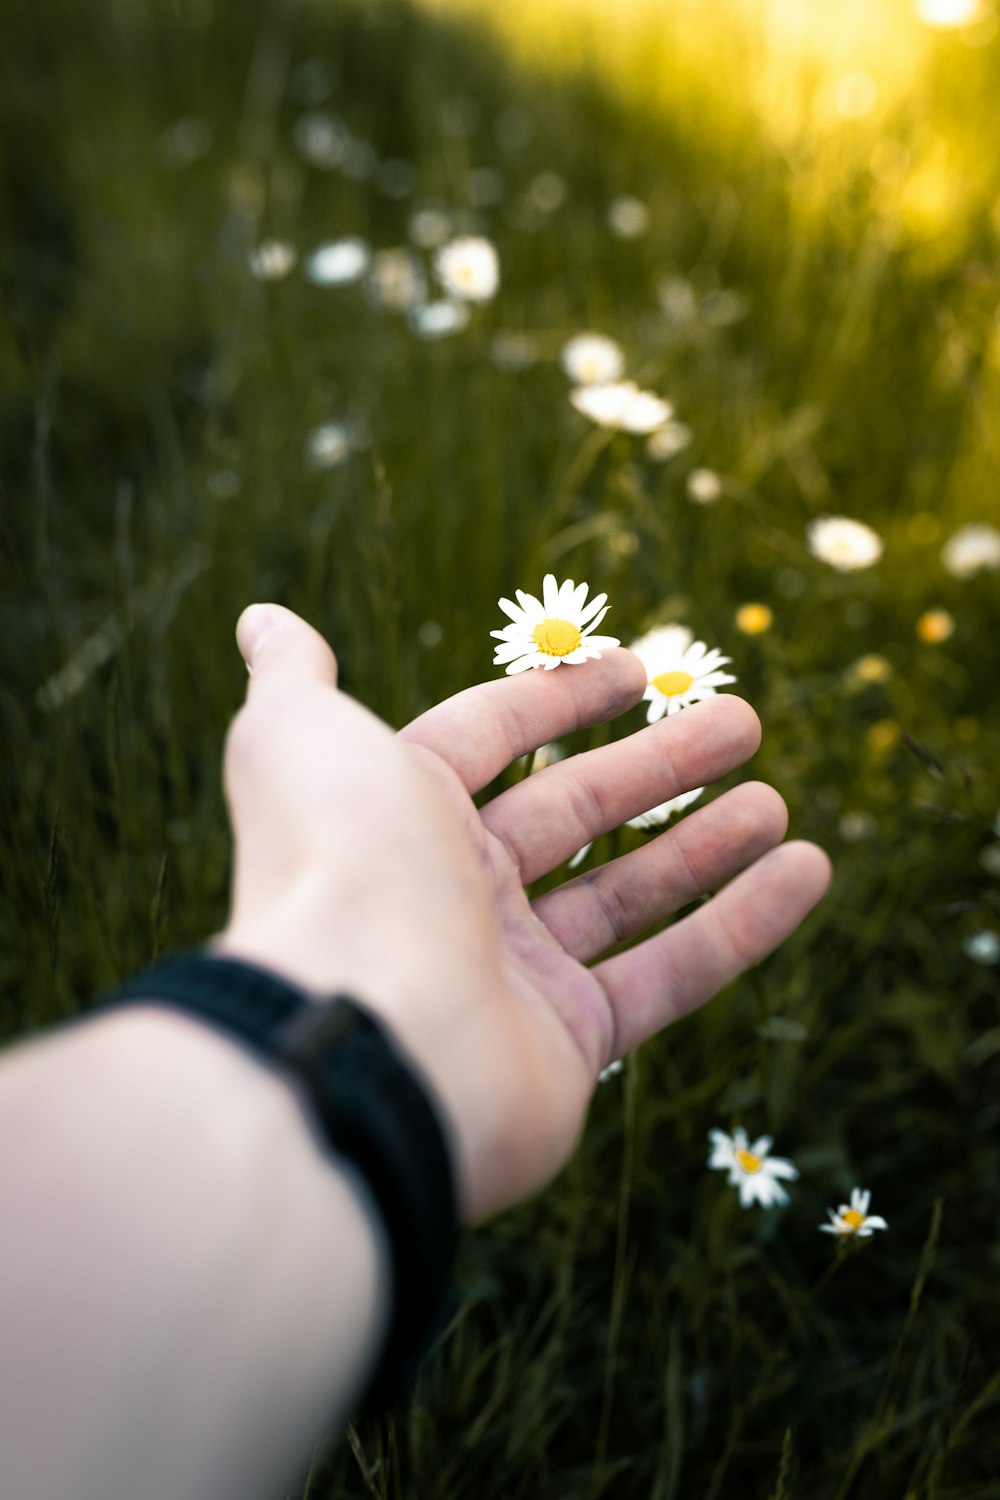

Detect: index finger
[398, 649, 647, 793]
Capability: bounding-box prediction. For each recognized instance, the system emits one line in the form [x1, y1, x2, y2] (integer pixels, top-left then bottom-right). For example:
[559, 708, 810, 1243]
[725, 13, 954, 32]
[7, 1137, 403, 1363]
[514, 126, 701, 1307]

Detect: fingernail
[238, 604, 280, 670]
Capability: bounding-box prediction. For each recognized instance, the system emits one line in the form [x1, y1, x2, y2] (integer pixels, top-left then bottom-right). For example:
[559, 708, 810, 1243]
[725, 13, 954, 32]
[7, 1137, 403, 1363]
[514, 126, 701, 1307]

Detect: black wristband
[93, 949, 458, 1415]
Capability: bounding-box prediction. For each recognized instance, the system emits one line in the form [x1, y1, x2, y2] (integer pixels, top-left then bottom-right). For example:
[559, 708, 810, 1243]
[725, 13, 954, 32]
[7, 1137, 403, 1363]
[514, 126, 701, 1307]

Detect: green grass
[2, 0, 999, 1495]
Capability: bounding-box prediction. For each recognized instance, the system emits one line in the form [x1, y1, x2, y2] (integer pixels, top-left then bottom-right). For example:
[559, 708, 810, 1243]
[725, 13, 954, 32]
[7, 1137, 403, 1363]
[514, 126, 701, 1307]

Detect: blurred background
[1, 0, 999, 1495]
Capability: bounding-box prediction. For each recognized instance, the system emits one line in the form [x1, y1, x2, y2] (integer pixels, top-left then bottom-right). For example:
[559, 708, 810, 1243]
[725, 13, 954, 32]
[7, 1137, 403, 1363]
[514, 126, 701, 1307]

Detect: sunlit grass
[419, 0, 997, 251]
[1, 0, 999, 1495]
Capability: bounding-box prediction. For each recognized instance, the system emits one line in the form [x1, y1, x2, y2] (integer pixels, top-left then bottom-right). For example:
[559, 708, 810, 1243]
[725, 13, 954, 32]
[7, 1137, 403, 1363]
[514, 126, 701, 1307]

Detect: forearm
[0, 1005, 390, 1500]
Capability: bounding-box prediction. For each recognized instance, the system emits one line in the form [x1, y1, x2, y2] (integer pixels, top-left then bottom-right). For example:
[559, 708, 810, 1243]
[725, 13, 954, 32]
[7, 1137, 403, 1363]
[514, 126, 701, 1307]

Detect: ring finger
[531, 780, 789, 962]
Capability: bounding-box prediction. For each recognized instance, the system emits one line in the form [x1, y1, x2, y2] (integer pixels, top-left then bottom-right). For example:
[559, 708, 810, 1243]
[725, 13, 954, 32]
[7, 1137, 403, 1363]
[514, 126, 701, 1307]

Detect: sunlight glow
[417, 0, 983, 246]
[913, 0, 981, 24]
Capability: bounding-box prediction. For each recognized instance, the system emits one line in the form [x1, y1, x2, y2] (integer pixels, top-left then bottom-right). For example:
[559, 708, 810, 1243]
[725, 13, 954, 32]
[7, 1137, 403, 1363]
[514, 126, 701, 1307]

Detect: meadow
[1, 0, 999, 1495]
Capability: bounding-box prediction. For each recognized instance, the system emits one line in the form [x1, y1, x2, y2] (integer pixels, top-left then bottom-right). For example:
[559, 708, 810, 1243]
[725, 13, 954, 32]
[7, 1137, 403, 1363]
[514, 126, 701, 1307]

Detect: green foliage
[1, 0, 999, 1495]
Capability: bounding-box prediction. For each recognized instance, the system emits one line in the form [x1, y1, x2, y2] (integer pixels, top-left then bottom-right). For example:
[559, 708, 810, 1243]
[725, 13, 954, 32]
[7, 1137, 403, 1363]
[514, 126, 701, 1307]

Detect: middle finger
[480, 694, 761, 881]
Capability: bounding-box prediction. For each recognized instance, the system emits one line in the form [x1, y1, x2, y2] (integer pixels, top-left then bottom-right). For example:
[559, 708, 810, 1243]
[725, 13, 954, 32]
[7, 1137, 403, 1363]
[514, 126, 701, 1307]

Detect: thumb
[235, 604, 339, 695]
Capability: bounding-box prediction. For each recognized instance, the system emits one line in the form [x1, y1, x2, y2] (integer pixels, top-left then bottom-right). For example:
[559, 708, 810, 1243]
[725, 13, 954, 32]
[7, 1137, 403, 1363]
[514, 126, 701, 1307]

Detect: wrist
[93, 949, 459, 1409]
[209, 902, 554, 1224]
[1, 1003, 392, 1493]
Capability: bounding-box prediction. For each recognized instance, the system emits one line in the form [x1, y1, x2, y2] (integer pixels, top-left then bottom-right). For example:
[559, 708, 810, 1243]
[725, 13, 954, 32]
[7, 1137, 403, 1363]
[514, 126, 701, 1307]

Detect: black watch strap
[93, 949, 458, 1414]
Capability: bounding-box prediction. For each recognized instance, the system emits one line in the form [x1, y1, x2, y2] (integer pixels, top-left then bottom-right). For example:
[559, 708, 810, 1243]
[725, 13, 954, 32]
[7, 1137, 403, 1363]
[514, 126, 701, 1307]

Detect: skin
[0, 601, 831, 1500]
[214, 603, 832, 1223]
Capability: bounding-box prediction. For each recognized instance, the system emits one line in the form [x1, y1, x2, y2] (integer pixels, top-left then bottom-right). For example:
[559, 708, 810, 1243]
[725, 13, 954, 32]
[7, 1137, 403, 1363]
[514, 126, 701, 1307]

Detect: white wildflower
[570, 380, 673, 434]
[491, 574, 620, 674]
[707, 1127, 799, 1209]
[560, 333, 626, 386]
[806, 515, 884, 571]
[820, 1187, 888, 1238]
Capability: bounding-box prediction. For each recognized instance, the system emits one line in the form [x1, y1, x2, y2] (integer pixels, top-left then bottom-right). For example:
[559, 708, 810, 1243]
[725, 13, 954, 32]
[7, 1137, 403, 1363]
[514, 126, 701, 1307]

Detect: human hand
[213, 604, 830, 1223]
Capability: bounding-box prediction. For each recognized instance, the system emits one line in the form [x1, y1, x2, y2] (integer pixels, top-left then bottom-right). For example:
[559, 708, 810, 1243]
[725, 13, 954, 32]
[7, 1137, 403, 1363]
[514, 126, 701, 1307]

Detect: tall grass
[1, 0, 998, 1495]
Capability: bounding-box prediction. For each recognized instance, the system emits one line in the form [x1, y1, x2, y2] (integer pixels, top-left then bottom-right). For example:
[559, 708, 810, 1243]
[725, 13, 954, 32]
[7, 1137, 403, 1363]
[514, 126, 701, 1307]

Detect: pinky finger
[593, 841, 832, 1061]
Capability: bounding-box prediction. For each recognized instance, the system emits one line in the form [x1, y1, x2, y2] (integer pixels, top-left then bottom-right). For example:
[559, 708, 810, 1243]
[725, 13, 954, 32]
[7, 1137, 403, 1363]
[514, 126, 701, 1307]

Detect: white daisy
[560, 333, 626, 386]
[687, 468, 724, 505]
[625, 786, 704, 831]
[408, 300, 471, 340]
[838, 810, 877, 842]
[630, 624, 737, 724]
[249, 239, 297, 281]
[408, 207, 452, 248]
[433, 235, 500, 302]
[707, 1127, 799, 1209]
[570, 380, 673, 434]
[646, 422, 692, 462]
[305, 421, 351, 469]
[941, 523, 1000, 579]
[608, 195, 650, 239]
[367, 247, 427, 311]
[819, 1187, 888, 1238]
[491, 575, 620, 674]
[304, 237, 371, 287]
[528, 741, 565, 774]
[963, 930, 1000, 965]
[293, 112, 348, 169]
[806, 515, 884, 571]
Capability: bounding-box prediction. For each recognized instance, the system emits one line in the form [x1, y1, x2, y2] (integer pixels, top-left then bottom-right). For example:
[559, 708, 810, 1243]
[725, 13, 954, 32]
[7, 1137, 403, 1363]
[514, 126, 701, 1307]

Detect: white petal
[708, 1133, 735, 1169]
[542, 575, 561, 614]
[580, 606, 611, 636]
[750, 1135, 773, 1157]
[764, 1157, 799, 1181]
[515, 588, 544, 618]
[852, 1188, 871, 1215]
[578, 591, 609, 626]
[555, 578, 578, 612]
[645, 697, 667, 725]
[505, 655, 541, 674]
[493, 640, 535, 663]
[570, 580, 590, 614]
[863, 1215, 888, 1230]
[498, 596, 527, 623]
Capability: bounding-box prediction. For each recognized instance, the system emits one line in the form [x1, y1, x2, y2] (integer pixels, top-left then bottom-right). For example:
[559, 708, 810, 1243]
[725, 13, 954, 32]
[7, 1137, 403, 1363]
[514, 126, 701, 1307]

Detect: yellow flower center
[735, 1149, 763, 1174]
[532, 618, 583, 657]
[916, 608, 954, 644]
[735, 603, 772, 636]
[652, 669, 695, 698]
[841, 1209, 865, 1231]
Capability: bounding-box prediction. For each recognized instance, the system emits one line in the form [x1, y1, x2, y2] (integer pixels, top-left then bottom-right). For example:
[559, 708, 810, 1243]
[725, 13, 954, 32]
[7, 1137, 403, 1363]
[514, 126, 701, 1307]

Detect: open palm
[399, 647, 830, 1211]
[221, 610, 830, 1223]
